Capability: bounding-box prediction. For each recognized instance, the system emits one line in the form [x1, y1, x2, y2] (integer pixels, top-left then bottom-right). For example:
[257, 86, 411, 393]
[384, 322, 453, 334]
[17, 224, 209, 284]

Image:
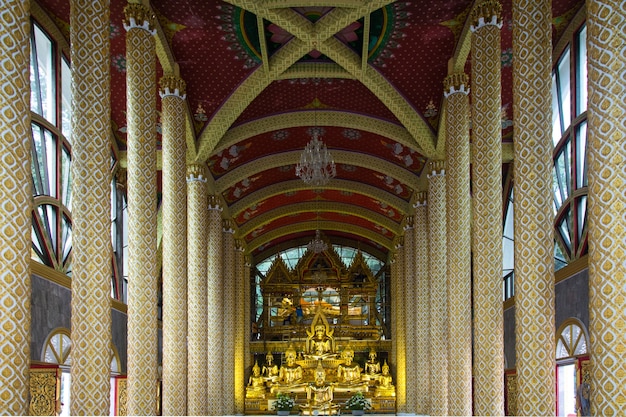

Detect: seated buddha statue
[374, 361, 396, 397]
[271, 345, 306, 393]
[262, 352, 279, 384]
[363, 349, 381, 377]
[246, 361, 267, 399]
[305, 321, 337, 360]
[335, 346, 367, 392]
[301, 361, 340, 415]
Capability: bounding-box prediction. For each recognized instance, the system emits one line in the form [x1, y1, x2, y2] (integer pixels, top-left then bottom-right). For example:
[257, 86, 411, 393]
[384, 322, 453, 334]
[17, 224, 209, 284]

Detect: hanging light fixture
[295, 130, 336, 187]
[306, 228, 328, 254]
[297, 54, 335, 253]
[296, 47, 336, 187]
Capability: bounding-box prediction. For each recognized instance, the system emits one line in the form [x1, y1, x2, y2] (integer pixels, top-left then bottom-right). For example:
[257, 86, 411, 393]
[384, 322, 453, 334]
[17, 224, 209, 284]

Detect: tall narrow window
[552, 23, 588, 268]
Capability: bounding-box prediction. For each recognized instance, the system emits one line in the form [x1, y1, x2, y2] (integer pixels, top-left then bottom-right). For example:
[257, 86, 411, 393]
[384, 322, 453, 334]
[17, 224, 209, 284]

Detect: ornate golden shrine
[247, 248, 394, 414]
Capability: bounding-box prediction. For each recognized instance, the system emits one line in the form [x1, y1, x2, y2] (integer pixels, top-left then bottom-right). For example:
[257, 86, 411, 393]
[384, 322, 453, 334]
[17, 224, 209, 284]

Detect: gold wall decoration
[29, 368, 60, 416]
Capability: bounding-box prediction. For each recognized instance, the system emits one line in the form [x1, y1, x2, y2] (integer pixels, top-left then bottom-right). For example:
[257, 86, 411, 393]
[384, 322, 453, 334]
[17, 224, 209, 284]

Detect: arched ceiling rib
[247, 220, 394, 253]
[238, 201, 401, 237]
[228, 179, 409, 219]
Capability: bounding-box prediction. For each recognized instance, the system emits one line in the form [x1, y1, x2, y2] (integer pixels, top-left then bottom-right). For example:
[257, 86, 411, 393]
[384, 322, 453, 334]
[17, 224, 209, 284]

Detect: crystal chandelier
[306, 228, 328, 254]
[295, 131, 336, 187]
[297, 59, 335, 253]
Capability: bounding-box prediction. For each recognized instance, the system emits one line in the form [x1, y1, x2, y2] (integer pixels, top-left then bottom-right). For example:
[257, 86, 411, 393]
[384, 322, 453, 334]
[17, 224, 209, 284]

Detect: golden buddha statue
[335, 346, 368, 392]
[262, 352, 279, 384]
[272, 345, 306, 393]
[305, 310, 337, 360]
[364, 349, 381, 376]
[301, 360, 340, 415]
[374, 361, 396, 397]
[246, 361, 267, 399]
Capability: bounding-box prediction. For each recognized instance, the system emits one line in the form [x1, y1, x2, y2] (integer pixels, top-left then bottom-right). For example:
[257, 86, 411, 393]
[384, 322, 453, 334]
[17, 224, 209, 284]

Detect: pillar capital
[123, 3, 156, 34]
[427, 160, 446, 177]
[159, 75, 187, 100]
[222, 219, 235, 234]
[470, 0, 503, 32]
[414, 191, 428, 207]
[186, 164, 207, 182]
[403, 215, 414, 231]
[208, 194, 223, 211]
[443, 73, 470, 97]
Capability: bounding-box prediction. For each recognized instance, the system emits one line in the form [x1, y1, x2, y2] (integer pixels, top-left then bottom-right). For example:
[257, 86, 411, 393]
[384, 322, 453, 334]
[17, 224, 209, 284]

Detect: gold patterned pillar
[392, 239, 406, 413]
[0, 2, 31, 415]
[222, 219, 236, 415]
[244, 256, 252, 374]
[187, 164, 208, 415]
[442, 72, 473, 416]
[470, 2, 505, 414]
[160, 75, 188, 415]
[207, 196, 224, 415]
[69, 1, 112, 414]
[402, 216, 417, 413]
[123, 4, 158, 414]
[234, 239, 246, 414]
[428, 160, 448, 416]
[413, 192, 430, 415]
[512, 0, 556, 414]
[586, 1, 626, 414]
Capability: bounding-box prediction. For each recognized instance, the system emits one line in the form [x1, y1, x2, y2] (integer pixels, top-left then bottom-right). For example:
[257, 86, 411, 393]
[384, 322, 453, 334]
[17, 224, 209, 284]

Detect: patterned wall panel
[124, 4, 159, 415]
[0, 1, 32, 414]
[586, 1, 626, 414]
[69, 1, 113, 414]
[470, 2, 505, 415]
[444, 72, 473, 416]
[160, 75, 188, 416]
[512, 0, 556, 414]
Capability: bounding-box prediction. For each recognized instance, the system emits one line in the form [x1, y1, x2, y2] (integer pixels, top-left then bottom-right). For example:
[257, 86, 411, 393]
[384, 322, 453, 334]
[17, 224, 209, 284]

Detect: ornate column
[512, 0, 556, 414]
[123, 4, 158, 414]
[392, 240, 406, 413]
[234, 240, 246, 414]
[69, 1, 112, 414]
[207, 196, 224, 415]
[222, 219, 236, 415]
[244, 256, 252, 374]
[0, 2, 31, 414]
[442, 72, 472, 416]
[586, 1, 626, 414]
[428, 160, 448, 416]
[402, 216, 417, 413]
[160, 75, 188, 415]
[470, 2, 505, 414]
[187, 164, 208, 415]
[413, 192, 430, 415]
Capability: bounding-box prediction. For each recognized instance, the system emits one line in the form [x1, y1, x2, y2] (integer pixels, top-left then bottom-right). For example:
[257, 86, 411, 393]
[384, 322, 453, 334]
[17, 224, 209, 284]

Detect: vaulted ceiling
[37, 0, 583, 262]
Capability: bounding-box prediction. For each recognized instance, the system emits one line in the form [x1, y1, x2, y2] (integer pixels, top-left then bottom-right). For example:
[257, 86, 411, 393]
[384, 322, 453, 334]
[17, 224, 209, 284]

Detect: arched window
[42, 329, 122, 416]
[552, 23, 588, 268]
[555, 319, 588, 416]
[29, 11, 128, 301]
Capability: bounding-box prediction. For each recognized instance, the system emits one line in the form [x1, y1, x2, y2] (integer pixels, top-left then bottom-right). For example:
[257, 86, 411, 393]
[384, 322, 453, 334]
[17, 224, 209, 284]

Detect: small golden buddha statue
[301, 360, 340, 415]
[272, 345, 306, 393]
[262, 352, 279, 384]
[336, 346, 367, 391]
[364, 349, 381, 376]
[246, 361, 267, 399]
[374, 361, 396, 397]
